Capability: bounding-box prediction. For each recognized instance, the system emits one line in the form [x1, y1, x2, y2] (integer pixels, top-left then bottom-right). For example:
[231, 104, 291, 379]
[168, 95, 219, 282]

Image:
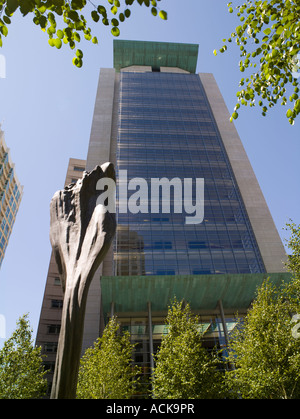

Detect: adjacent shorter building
[0, 128, 23, 268]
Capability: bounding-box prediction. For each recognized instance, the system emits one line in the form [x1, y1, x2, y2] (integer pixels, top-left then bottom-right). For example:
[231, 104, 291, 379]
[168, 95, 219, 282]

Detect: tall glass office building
[36, 40, 289, 395]
[0, 128, 23, 268]
[84, 38, 287, 353]
[81, 39, 288, 364]
[115, 70, 265, 277]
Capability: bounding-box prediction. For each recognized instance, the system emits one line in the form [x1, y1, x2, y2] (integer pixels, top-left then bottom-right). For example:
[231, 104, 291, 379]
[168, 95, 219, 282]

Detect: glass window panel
[114, 72, 265, 276]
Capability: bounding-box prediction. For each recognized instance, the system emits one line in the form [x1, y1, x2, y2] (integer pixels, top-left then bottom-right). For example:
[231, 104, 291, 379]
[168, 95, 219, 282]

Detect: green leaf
[111, 26, 120, 37]
[47, 26, 56, 35]
[76, 48, 83, 58]
[37, 5, 46, 13]
[295, 99, 300, 113]
[6, 0, 19, 14]
[74, 32, 80, 42]
[263, 27, 271, 36]
[151, 7, 157, 16]
[0, 26, 8, 37]
[91, 10, 100, 22]
[71, 0, 85, 9]
[97, 5, 107, 15]
[276, 25, 284, 35]
[19, 0, 34, 16]
[3, 16, 11, 25]
[68, 10, 79, 22]
[56, 29, 64, 39]
[159, 10, 167, 20]
[111, 18, 119, 26]
[72, 56, 82, 67]
[111, 5, 118, 15]
[54, 38, 62, 49]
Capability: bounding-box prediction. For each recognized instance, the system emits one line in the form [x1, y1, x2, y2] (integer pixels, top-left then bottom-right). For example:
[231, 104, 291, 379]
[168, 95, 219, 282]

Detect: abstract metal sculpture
[49, 163, 116, 399]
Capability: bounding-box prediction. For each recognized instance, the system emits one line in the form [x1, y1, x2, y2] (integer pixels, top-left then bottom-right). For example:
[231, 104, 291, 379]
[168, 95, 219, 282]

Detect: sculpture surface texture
[49, 163, 116, 399]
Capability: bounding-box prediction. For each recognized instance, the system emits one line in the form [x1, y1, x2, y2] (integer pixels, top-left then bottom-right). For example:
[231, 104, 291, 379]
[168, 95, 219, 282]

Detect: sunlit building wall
[0, 128, 23, 267]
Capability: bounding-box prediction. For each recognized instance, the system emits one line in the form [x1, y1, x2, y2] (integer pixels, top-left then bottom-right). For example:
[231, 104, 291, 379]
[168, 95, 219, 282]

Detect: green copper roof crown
[113, 40, 199, 73]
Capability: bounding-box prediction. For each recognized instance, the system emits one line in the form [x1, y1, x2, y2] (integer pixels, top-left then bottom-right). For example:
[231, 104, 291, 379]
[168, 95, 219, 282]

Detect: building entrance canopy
[101, 272, 291, 316]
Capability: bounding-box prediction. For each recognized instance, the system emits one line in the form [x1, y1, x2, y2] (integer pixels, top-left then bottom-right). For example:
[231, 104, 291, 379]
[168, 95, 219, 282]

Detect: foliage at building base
[0, 314, 47, 399]
[151, 299, 225, 399]
[76, 316, 141, 399]
[225, 222, 300, 399]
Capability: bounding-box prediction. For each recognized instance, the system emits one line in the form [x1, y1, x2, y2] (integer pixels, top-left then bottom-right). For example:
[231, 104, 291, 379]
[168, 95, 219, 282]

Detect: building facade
[36, 41, 289, 395]
[0, 128, 23, 268]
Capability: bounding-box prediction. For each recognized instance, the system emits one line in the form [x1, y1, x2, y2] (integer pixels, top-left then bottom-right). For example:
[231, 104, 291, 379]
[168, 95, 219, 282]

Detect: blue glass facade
[114, 71, 265, 276]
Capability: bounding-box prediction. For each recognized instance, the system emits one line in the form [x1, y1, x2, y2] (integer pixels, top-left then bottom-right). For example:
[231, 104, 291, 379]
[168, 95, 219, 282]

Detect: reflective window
[114, 72, 265, 276]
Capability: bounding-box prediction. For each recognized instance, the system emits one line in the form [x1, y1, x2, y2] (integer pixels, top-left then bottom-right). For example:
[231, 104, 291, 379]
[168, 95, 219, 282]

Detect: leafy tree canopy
[225, 223, 300, 399]
[0, 314, 47, 399]
[152, 298, 224, 399]
[76, 316, 140, 399]
[0, 0, 167, 67]
[285, 221, 300, 279]
[284, 222, 300, 314]
[215, 1, 300, 124]
[225, 278, 300, 399]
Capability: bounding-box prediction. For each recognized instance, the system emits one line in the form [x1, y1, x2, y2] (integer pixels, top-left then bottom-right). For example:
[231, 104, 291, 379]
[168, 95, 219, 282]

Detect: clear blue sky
[0, 0, 299, 346]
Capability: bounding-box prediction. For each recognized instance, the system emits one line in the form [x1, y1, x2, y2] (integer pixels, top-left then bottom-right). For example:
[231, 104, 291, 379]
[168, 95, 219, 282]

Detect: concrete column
[218, 299, 235, 371]
[110, 301, 115, 319]
[86, 68, 116, 170]
[218, 299, 230, 349]
[82, 68, 117, 352]
[147, 302, 155, 372]
[199, 73, 287, 273]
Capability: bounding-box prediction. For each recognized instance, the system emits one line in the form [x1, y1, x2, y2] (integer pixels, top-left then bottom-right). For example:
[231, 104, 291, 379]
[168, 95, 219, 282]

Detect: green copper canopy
[113, 40, 199, 73]
[101, 272, 291, 314]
